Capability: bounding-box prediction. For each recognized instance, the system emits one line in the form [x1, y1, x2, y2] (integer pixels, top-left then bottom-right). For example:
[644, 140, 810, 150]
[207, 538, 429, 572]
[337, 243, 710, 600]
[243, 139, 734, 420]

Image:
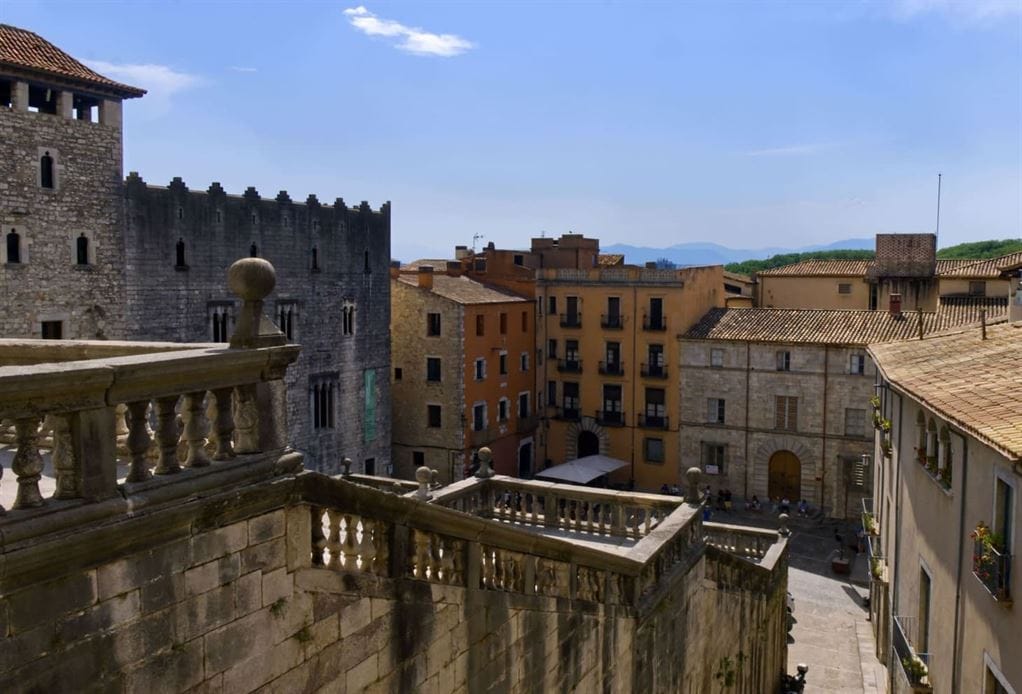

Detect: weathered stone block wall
[390, 278, 465, 481]
[0, 107, 126, 340]
[121, 179, 392, 473]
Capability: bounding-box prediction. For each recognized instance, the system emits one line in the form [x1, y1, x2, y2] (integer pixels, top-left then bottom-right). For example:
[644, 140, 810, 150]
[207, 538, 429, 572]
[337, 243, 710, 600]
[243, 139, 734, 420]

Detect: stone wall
[0, 103, 126, 340]
[121, 178, 392, 473]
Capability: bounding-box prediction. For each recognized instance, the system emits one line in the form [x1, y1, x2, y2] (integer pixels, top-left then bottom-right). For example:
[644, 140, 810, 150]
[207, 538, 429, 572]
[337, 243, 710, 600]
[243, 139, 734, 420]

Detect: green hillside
[724, 239, 1022, 275]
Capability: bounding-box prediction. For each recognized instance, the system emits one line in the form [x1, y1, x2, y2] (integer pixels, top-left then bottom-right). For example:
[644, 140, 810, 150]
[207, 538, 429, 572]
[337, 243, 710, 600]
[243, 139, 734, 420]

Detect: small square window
[427, 405, 442, 428]
[838, 283, 852, 294]
[969, 281, 986, 297]
[776, 351, 791, 371]
[514, 254, 524, 266]
[41, 320, 63, 340]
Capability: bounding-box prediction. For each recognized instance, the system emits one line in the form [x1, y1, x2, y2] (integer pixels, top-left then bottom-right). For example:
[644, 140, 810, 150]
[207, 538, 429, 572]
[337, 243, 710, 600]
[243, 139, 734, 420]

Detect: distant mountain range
[600, 238, 875, 267]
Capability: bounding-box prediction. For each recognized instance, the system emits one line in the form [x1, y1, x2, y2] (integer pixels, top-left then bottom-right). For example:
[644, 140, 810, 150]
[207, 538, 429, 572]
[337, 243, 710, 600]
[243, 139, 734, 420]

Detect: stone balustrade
[703, 522, 781, 563]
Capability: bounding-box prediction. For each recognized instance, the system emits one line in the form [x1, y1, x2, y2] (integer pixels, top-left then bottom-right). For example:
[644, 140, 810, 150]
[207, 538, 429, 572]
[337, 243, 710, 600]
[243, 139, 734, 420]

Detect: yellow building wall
[758, 275, 871, 309]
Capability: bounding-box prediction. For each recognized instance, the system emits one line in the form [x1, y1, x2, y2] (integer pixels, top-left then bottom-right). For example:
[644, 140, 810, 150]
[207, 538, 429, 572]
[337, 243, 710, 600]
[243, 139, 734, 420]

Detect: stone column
[57, 91, 73, 119]
[11, 81, 28, 111]
[99, 99, 121, 128]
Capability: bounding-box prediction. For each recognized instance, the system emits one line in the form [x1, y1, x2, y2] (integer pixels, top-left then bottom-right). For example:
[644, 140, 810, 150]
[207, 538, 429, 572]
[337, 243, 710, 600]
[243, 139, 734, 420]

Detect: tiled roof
[938, 251, 1022, 278]
[938, 296, 1009, 324]
[401, 259, 453, 271]
[0, 24, 145, 98]
[598, 254, 624, 267]
[397, 274, 527, 305]
[683, 302, 1005, 346]
[756, 260, 873, 277]
[869, 322, 1022, 461]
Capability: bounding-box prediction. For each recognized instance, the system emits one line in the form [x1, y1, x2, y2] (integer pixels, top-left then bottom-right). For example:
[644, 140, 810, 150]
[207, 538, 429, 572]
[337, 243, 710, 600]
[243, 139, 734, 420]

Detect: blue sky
[3, 0, 1020, 260]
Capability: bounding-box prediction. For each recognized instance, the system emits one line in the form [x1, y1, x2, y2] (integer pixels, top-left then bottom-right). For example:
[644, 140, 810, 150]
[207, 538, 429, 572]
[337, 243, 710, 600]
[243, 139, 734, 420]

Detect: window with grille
[838, 283, 852, 294]
[775, 396, 798, 431]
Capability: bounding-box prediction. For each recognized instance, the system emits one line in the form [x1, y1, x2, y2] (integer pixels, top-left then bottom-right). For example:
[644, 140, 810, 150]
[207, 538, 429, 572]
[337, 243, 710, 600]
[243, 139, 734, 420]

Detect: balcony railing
[637, 414, 669, 430]
[640, 363, 667, 379]
[973, 541, 1012, 603]
[556, 358, 582, 374]
[600, 314, 624, 329]
[642, 315, 667, 331]
[893, 615, 932, 691]
[598, 360, 624, 376]
[595, 409, 625, 427]
[555, 407, 580, 422]
[559, 313, 582, 328]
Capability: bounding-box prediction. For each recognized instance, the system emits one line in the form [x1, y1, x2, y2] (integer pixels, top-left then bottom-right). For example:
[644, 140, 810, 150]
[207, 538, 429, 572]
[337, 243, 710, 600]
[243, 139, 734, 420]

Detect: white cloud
[85, 60, 202, 118]
[229, 66, 258, 73]
[889, 0, 1021, 22]
[743, 143, 836, 157]
[343, 6, 474, 57]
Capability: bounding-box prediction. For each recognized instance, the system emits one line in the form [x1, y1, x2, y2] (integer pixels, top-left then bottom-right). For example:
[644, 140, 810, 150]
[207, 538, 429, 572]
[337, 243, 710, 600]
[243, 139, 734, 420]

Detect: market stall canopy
[534, 454, 628, 485]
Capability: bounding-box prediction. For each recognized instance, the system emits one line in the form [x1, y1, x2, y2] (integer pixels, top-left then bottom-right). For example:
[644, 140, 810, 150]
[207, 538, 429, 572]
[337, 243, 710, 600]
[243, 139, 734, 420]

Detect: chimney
[418, 265, 434, 290]
[455, 245, 470, 260]
[889, 293, 902, 317]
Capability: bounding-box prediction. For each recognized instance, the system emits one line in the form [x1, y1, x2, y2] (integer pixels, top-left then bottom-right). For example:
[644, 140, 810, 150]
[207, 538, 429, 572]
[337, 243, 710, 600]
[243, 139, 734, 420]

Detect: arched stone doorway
[768, 450, 801, 501]
[577, 431, 600, 458]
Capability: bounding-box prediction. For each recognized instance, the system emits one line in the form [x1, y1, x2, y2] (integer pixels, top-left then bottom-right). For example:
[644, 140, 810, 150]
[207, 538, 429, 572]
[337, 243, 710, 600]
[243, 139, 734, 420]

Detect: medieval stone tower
[0, 24, 391, 473]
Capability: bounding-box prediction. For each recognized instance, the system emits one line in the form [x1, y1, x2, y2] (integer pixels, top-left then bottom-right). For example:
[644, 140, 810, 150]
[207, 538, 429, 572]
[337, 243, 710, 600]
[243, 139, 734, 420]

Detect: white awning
[534, 454, 628, 485]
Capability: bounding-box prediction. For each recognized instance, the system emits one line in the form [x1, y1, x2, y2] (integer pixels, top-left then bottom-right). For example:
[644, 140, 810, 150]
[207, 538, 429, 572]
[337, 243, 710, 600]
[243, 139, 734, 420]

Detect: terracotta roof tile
[598, 254, 624, 267]
[869, 322, 1022, 461]
[396, 274, 527, 305]
[0, 24, 145, 98]
[756, 260, 873, 277]
[683, 300, 1006, 345]
[938, 251, 1022, 278]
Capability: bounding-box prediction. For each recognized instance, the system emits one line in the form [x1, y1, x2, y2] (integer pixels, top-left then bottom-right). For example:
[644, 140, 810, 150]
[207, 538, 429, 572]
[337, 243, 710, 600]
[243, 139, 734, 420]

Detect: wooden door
[768, 450, 801, 501]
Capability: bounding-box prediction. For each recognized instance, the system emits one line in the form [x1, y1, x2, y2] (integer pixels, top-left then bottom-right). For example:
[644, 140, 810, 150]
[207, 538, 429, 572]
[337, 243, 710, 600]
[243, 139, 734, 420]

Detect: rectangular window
[209, 303, 233, 343]
[499, 352, 508, 375]
[644, 437, 665, 463]
[426, 357, 442, 382]
[707, 398, 725, 424]
[993, 476, 1014, 551]
[473, 403, 486, 431]
[918, 567, 931, 653]
[701, 442, 726, 475]
[394, 367, 403, 381]
[602, 385, 622, 424]
[845, 408, 866, 437]
[498, 399, 508, 422]
[365, 458, 376, 476]
[518, 392, 530, 419]
[474, 358, 486, 381]
[562, 382, 579, 414]
[475, 314, 485, 336]
[499, 312, 508, 334]
[547, 380, 557, 407]
[548, 339, 558, 358]
[41, 320, 63, 340]
[520, 352, 529, 372]
[521, 311, 528, 332]
[311, 374, 338, 429]
[776, 350, 791, 371]
[969, 281, 987, 297]
[838, 283, 852, 294]
[849, 353, 866, 375]
[413, 451, 425, 468]
[775, 396, 798, 431]
[277, 301, 297, 341]
[514, 254, 524, 266]
[565, 339, 580, 361]
[548, 296, 557, 315]
[342, 302, 356, 336]
[710, 348, 724, 368]
[427, 312, 441, 336]
[427, 404, 442, 428]
[645, 388, 666, 427]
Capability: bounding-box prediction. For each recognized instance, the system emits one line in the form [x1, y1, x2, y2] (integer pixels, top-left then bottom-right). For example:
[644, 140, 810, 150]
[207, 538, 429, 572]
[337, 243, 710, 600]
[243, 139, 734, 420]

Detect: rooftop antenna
[935, 173, 942, 242]
[472, 233, 484, 252]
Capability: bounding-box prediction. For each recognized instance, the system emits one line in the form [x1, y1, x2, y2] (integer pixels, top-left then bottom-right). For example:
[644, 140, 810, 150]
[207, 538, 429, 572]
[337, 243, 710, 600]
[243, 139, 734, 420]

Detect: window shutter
[775, 397, 785, 429]
[788, 397, 798, 430]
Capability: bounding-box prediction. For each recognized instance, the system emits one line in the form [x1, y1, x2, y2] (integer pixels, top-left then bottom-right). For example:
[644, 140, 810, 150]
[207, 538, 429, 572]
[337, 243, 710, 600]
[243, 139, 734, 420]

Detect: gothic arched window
[76, 233, 89, 265]
[40, 151, 54, 189]
[6, 229, 21, 264]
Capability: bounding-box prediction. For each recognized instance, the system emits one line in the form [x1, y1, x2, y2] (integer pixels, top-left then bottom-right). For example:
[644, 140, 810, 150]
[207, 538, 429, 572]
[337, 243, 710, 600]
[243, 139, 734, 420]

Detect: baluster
[342, 514, 359, 570]
[153, 396, 181, 475]
[125, 401, 153, 482]
[373, 520, 389, 576]
[12, 416, 45, 509]
[310, 507, 326, 566]
[182, 392, 211, 468]
[438, 536, 454, 583]
[644, 507, 653, 536]
[208, 388, 235, 460]
[359, 517, 377, 573]
[48, 413, 79, 498]
[412, 529, 431, 580]
[530, 494, 538, 524]
[449, 540, 464, 585]
[597, 503, 606, 534]
[114, 403, 130, 457]
[325, 510, 341, 568]
[508, 492, 517, 524]
[482, 547, 495, 588]
[233, 384, 259, 454]
[585, 502, 594, 533]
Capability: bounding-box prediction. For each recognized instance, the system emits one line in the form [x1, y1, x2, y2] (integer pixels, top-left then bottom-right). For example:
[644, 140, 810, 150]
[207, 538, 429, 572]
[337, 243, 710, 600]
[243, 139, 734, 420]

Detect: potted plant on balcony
[863, 511, 879, 536]
[902, 655, 929, 688]
[880, 436, 892, 459]
[970, 522, 1005, 590]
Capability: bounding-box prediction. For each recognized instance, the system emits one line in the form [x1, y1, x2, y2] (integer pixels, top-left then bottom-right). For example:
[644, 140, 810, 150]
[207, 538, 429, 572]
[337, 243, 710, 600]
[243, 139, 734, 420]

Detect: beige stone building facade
[868, 312, 1021, 694]
[679, 304, 1007, 518]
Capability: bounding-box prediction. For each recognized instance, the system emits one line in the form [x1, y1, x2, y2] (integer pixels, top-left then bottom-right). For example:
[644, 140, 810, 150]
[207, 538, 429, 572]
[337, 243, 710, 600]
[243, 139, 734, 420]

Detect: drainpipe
[951, 434, 969, 693]
[744, 342, 751, 499]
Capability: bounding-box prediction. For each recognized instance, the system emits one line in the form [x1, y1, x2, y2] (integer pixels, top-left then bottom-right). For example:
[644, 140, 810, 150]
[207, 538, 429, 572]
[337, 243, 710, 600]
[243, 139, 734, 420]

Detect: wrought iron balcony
[555, 407, 580, 422]
[973, 541, 1012, 603]
[642, 315, 667, 331]
[598, 360, 624, 376]
[640, 363, 667, 379]
[637, 414, 669, 430]
[559, 313, 582, 328]
[600, 314, 623, 329]
[556, 358, 582, 374]
[595, 409, 625, 427]
[893, 615, 932, 691]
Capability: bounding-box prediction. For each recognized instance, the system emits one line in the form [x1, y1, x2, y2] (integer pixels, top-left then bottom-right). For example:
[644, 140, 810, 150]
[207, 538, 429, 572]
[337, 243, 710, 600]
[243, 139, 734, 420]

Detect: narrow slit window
[40, 151, 54, 189]
[76, 233, 89, 265]
[249, 243, 258, 258]
[175, 238, 186, 267]
[6, 229, 21, 264]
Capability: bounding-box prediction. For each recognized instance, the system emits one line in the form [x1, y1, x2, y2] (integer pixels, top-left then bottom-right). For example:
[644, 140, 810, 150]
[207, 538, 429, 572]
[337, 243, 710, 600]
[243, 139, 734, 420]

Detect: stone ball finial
[685, 466, 702, 504]
[415, 466, 433, 500]
[228, 257, 276, 302]
[340, 458, 352, 477]
[778, 513, 791, 536]
[475, 447, 494, 478]
[430, 469, 440, 488]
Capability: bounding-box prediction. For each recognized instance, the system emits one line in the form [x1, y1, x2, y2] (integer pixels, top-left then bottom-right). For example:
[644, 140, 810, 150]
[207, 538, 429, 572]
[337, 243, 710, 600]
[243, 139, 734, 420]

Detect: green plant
[863, 512, 878, 535]
[902, 654, 929, 684]
[269, 597, 288, 617]
[870, 557, 882, 579]
[294, 625, 312, 643]
[880, 418, 892, 433]
[869, 395, 882, 411]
